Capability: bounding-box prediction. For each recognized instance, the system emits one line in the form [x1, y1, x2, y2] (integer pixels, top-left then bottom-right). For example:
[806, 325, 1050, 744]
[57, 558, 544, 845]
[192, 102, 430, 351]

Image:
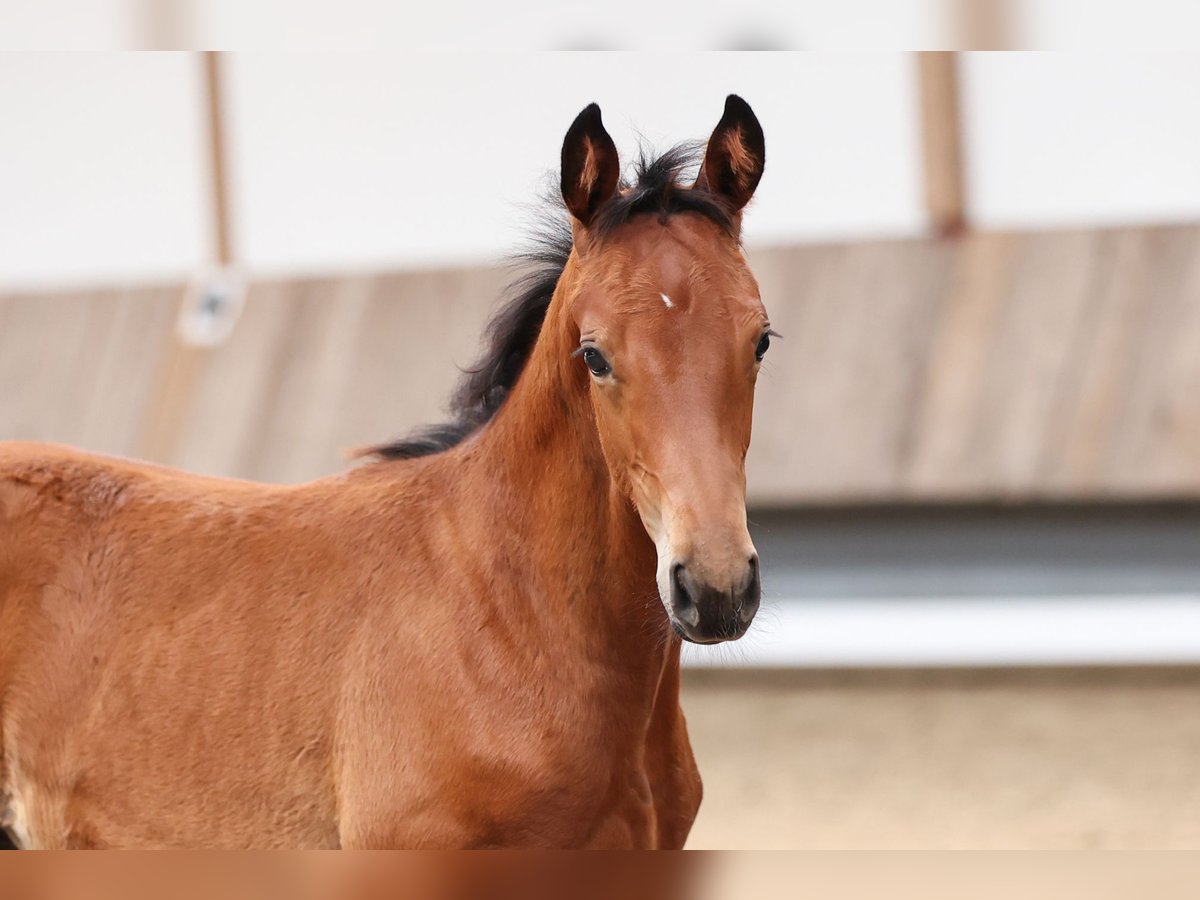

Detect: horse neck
[463, 254, 674, 687]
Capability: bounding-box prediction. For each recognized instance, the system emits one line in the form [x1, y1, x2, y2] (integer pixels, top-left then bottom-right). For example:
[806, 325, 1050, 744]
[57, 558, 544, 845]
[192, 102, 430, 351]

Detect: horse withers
[0, 96, 770, 848]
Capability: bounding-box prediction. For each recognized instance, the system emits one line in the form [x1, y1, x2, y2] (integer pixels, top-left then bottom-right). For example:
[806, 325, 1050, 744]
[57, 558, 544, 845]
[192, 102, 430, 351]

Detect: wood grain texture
[4, 225, 1200, 505]
[0, 285, 180, 459]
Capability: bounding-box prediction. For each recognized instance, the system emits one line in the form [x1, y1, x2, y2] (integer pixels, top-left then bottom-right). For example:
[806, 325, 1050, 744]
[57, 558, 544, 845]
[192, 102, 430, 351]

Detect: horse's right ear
[561, 103, 620, 227]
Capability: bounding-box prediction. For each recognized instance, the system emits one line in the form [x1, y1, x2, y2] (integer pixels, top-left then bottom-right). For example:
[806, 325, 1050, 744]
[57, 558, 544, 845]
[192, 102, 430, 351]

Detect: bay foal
[0, 96, 769, 848]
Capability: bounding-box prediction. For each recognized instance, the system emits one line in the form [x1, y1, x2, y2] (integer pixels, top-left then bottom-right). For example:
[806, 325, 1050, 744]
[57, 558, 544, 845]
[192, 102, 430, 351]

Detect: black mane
[365, 143, 736, 461]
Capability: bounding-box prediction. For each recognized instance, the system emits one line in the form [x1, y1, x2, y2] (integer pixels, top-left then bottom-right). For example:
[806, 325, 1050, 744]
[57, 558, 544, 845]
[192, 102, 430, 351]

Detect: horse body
[0, 95, 767, 848]
[0, 410, 696, 848]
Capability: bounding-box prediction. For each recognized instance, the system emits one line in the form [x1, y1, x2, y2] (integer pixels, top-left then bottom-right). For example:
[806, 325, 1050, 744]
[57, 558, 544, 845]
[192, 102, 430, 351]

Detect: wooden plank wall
[3, 225, 1200, 506]
[0, 286, 180, 459]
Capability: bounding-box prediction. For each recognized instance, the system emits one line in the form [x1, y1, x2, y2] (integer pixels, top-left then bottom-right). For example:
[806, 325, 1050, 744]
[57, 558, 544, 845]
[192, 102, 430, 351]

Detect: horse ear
[696, 95, 765, 211]
[561, 103, 620, 227]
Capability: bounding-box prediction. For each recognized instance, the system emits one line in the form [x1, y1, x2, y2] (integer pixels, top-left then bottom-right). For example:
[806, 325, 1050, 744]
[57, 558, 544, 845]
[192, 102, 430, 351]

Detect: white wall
[961, 52, 1200, 228]
[225, 53, 923, 276]
[0, 53, 210, 289]
[4, 52, 1200, 290]
[0, 0, 146, 50]
[1, 0, 946, 51]
[1014, 0, 1200, 49]
[0, 52, 925, 288]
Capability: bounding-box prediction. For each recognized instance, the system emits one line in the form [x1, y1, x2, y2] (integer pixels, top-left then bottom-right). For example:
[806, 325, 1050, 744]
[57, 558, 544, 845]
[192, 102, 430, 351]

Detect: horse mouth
[670, 620, 728, 646]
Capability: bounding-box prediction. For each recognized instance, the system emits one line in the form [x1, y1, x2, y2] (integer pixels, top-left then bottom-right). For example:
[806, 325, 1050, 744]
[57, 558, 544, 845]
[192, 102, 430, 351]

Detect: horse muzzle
[666, 554, 760, 644]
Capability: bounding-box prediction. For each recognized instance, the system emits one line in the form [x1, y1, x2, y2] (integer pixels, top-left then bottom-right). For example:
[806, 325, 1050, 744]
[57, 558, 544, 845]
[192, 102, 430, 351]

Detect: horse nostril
[671, 563, 690, 604]
[671, 563, 699, 626]
[739, 555, 762, 625]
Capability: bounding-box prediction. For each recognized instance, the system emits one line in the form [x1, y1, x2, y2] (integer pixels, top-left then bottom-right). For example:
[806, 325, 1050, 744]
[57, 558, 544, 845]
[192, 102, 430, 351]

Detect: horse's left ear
[695, 95, 765, 211]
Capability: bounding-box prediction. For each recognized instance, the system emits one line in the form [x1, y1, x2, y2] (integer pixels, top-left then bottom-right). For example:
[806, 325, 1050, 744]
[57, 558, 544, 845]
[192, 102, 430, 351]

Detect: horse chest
[426, 665, 692, 848]
[457, 754, 660, 850]
[341, 676, 665, 848]
[455, 695, 681, 848]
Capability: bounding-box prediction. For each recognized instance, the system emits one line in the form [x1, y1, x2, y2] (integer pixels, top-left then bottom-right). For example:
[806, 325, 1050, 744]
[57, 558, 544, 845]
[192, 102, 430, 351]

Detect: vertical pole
[135, 0, 189, 48]
[140, 52, 240, 463]
[917, 51, 968, 238]
[953, 0, 1017, 49]
[204, 51, 233, 267]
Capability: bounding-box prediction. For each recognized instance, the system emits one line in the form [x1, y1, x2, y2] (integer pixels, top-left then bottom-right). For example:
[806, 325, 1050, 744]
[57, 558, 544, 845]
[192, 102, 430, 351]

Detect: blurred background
[3, 50, 1200, 848]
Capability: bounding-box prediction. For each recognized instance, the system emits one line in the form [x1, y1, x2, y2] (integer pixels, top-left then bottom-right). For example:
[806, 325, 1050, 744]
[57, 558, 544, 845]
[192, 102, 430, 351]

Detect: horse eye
[755, 333, 771, 361]
[582, 347, 611, 377]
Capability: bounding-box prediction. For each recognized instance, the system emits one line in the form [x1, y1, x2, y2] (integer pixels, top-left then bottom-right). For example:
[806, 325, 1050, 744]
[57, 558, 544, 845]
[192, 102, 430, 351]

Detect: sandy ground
[680, 668, 1200, 849]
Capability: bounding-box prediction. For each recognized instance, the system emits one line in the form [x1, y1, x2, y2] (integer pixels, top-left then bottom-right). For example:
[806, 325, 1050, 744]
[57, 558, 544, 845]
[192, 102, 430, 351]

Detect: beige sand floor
[680, 668, 1200, 849]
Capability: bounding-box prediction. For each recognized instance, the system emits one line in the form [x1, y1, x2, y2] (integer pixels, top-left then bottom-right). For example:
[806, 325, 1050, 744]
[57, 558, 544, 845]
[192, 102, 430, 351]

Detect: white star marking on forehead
[660, 293, 674, 309]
